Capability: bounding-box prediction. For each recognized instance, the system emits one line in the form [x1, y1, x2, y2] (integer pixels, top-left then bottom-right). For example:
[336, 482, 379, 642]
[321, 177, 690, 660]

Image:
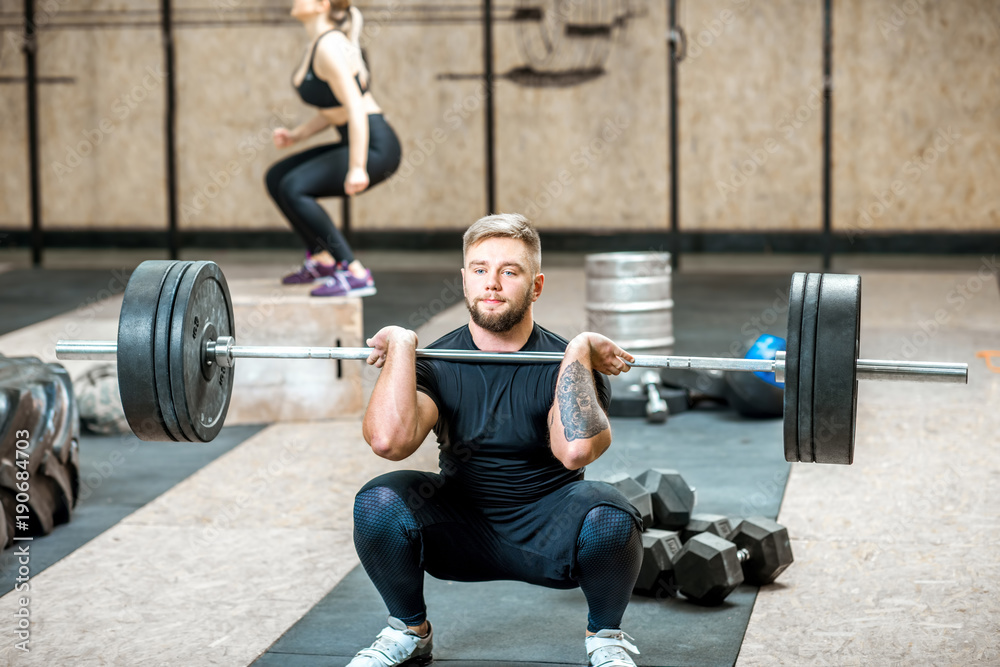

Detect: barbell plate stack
[782, 273, 806, 463]
[811, 274, 861, 464]
[117, 260, 177, 441]
[167, 261, 235, 443]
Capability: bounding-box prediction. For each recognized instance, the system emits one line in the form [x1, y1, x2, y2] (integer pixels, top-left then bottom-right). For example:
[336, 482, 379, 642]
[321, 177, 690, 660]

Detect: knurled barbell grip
[54, 338, 968, 383]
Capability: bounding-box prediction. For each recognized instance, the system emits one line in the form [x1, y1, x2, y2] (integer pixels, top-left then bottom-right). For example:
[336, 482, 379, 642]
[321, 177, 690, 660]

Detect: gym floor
[0, 248, 997, 666]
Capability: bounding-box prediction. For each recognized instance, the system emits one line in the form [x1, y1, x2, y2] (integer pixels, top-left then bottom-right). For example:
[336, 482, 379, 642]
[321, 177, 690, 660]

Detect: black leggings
[265, 114, 401, 264]
[354, 484, 642, 632]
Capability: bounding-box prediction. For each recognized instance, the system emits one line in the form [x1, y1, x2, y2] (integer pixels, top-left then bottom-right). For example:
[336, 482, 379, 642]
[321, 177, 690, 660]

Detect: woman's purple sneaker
[309, 269, 377, 297]
[281, 260, 338, 285]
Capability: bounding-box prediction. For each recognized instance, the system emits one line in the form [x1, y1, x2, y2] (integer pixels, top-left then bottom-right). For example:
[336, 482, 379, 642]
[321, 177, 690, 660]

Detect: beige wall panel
[175, 25, 304, 231]
[343, 21, 486, 231]
[681, 0, 822, 231]
[0, 0, 29, 229]
[493, 2, 668, 230]
[834, 0, 1000, 235]
[174, 18, 485, 232]
[37, 26, 166, 229]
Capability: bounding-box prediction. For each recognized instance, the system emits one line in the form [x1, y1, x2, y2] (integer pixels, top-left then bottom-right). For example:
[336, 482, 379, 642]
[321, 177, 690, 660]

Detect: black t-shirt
[415, 323, 611, 508]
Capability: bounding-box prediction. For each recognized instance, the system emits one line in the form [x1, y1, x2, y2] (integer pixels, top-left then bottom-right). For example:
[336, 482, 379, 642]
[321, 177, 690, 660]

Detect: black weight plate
[782, 273, 806, 462]
[153, 261, 192, 442]
[796, 274, 822, 463]
[168, 261, 235, 442]
[117, 261, 177, 441]
[813, 274, 861, 464]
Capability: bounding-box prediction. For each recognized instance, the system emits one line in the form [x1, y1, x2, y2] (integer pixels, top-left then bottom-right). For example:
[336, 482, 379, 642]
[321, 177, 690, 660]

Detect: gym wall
[0, 0, 997, 239]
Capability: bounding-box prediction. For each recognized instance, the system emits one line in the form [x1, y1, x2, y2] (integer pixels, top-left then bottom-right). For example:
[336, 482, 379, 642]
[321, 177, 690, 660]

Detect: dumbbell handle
[54, 338, 968, 383]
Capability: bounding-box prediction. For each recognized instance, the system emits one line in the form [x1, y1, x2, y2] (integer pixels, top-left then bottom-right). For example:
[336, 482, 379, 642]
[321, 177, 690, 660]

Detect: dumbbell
[635, 468, 695, 530]
[680, 513, 735, 543]
[681, 514, 792, 585]
[604, 472, 654, 530]
[605, 469, 695, 531]
[633, 528, 683, 598]
[672, 516, 794, 605]
[641, 370, 669, 423]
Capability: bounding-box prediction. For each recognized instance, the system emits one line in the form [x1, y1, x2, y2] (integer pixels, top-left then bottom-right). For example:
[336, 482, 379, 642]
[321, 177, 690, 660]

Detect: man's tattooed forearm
[556, 361, 609, 440]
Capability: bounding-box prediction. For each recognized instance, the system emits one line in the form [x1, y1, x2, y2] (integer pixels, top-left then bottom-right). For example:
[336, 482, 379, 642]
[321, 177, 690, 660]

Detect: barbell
[54, 260, 967, 463]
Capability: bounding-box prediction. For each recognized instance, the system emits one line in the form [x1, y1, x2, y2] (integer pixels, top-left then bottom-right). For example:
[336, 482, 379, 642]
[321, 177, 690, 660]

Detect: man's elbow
[556, 437, 608, 471]
[558, 448, 591, 471]
[366, 435, 412, 461]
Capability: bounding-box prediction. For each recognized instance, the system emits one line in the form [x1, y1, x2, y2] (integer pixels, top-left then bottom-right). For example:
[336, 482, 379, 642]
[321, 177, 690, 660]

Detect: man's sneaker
[281, 259, 337, 285]
[346, 616, 433, 667]
[586, 629, 640, 667]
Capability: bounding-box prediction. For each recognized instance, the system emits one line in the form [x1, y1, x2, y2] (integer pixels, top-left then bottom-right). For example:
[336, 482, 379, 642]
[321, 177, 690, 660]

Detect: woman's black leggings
[265, 113, 401, 264]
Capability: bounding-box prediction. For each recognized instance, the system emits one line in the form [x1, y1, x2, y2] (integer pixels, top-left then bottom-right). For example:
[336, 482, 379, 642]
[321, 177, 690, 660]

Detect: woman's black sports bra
[294, 29, 369, 109]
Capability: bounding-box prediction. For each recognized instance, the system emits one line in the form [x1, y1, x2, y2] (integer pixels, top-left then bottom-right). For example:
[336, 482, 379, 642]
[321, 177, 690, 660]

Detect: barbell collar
[206, 336, 236, 369]
[54, 338, 968, 384]
[774, 351, 786, 384]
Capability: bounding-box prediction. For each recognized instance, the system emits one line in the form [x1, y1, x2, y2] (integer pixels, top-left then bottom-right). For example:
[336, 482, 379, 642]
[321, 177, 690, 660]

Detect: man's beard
[466, 283, 534, 333]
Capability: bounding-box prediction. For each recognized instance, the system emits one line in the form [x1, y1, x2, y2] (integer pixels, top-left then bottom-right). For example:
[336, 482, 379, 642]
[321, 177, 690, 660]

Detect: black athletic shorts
[358, 470, 642, 589]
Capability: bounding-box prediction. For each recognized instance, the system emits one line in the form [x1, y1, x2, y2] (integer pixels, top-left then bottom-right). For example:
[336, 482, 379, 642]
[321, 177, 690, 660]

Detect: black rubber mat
[0, 424, 263, 592]
[256, 411, 788, 667]
[0, 268, 131, 336]
[671, 273, 791, 357]
[256, 272, 793, 667]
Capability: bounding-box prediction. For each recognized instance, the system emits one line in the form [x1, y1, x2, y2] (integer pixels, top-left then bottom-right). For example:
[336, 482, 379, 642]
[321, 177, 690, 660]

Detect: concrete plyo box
[225, 280, 364, 424]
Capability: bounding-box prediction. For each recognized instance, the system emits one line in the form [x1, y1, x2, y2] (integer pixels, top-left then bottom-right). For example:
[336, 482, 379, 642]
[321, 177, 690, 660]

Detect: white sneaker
[347, 616, 433, 666]
[586, 629, 640, 667]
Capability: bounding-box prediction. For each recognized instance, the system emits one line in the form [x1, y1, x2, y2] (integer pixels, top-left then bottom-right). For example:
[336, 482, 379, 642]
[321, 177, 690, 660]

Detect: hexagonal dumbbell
[672, 517, 794, 605]
[633, 528, 683, 597]
[635, 468, 695, 530]
[603, 472, 654, 530]
[672, 533, 744, 605]
[681, 513, 735, 543]
[729, 516, 794, 585]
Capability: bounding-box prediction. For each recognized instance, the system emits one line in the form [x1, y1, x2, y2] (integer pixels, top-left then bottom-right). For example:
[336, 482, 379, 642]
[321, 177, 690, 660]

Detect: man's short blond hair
[462, 213, 541, 274]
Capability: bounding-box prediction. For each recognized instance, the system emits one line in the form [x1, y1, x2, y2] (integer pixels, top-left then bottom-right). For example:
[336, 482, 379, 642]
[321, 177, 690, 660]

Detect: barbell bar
[53, 260, 968, 464]
[55, 338, 967, 382]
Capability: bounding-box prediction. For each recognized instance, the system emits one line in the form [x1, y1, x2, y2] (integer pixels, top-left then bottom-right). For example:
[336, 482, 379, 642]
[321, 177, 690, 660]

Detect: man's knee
[579, 505, 640, 547]
[355, 484, 403, 513]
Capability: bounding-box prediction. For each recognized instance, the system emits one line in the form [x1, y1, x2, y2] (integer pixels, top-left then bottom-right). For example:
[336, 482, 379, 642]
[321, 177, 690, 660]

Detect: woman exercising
[267, 0, 401, 297]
